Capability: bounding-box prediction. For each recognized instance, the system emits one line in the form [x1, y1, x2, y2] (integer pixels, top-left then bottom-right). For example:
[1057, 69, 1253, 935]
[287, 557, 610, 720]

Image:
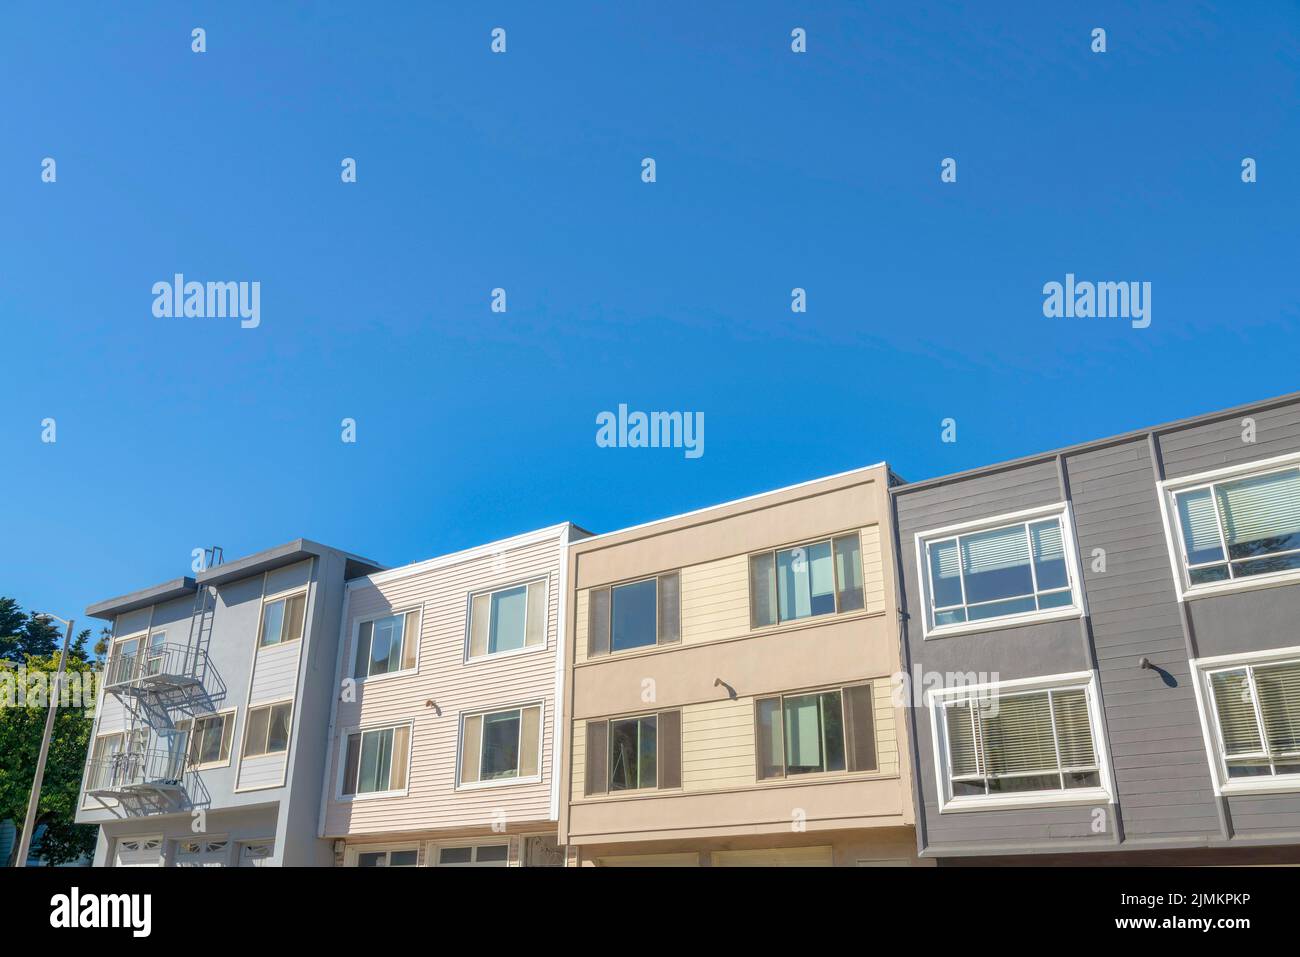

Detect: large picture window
[750, 533, 864, 628]
[1163, 458, 1300, 596]
[916, 506, 1083, 637]
[930, 674, 1110, 811]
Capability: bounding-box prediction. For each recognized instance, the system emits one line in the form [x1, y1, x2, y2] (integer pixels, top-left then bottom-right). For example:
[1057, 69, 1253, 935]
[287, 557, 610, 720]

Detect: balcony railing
[84, 748, 187, 799]
[103, 642, 200, 692]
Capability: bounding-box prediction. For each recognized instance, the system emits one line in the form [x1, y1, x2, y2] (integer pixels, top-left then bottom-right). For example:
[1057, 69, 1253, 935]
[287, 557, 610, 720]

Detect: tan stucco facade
[558, 465, 929, 865]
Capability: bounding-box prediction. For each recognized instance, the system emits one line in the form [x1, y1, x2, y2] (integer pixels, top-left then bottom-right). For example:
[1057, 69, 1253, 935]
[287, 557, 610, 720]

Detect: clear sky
[2, 2, 1297, 627]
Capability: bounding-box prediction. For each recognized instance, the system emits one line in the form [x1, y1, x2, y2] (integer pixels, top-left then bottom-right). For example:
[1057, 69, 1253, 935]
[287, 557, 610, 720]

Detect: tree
[0, 598, 98, 866]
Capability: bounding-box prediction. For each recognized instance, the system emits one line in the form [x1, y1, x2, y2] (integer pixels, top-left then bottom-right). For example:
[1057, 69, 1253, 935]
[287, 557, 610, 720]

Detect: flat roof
[87, 539, 384, 619]
[892, 388, 1300, 495]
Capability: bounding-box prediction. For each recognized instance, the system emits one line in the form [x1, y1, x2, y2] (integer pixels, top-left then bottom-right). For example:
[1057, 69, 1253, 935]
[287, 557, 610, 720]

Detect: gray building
[76, 540, 381, 866]
[891, 391, 1300, 864]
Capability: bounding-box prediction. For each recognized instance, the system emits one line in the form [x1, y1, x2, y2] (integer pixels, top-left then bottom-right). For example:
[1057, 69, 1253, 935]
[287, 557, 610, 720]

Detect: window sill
[923, 605, 1083, 641]
[938, 787, 1112, 814]
[337, 788, 410, 803]
[189, 760, 232, 772]
[1218, 776, 1300, 797]
[456, 775, 542, 792]
[1179, 569, 1300, 603]
[463, 644, 549, 666]
[354, 667, 419, 687]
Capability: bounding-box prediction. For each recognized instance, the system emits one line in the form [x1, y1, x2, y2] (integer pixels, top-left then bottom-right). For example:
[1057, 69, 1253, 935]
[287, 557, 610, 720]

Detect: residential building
[76, 540, 382, 866]
[320, 523, 582, 867]
[558, 464, 926, 866]
[892, 390, 1300, 864]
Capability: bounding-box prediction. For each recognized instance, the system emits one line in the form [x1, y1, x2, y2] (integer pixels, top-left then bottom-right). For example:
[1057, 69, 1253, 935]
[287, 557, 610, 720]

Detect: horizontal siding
[681, 556, 749, 646]
[681, 696, 755, 791]
[861, 524, 887, 613]
[249, 642, 299, 703]
[323, 533, 563, 837]
[237, 752, 285, 791]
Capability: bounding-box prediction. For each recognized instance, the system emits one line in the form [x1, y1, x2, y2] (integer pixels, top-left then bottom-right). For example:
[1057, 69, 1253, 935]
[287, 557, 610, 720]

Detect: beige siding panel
[711, 845, 834, 866]
[574, 587, 589, 664]
[861, 524, 886, 614]
[570, 720, 586, 802]
[323, 533, 564, 837]
[680, 556, 750, 646]
[873, 679, 899, 777]
[681, 697, 756, 791]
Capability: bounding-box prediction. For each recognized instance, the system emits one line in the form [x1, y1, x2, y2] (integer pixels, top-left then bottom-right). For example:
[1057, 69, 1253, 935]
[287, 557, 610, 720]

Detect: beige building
[558, 464, 926, 866]
[319, 524, 583, 867]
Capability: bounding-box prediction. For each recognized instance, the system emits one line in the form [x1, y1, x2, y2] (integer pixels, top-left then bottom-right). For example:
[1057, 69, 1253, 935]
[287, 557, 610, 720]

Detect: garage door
[597, 853, 700, 867]
[237, 840, 275, 867]
[174, 838, 230, 867]
[113, 836, 163, 867]
[710, 846, 834, 867]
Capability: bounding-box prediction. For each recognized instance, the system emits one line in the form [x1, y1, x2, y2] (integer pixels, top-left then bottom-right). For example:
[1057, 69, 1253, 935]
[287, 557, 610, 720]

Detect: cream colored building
[558, 465, 927, 866]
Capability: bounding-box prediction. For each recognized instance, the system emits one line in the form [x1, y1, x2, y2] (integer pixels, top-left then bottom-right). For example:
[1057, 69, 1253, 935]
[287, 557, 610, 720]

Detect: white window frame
[914, 502, 1087, 640]
[455, 701, 545, 790]
[335, 720, 415, 801]
[1190, 644, 1300, 797]
[464, 577, 550, 663]
[344, 843, 421, 867]
[926, 670, 1114, 813]
[350, 604, 423, 683]
[427, 838, 513, 867]
[1157, 452, 1300, 602]
[257, 586, 308, 649]
[177, 709, 237, 770]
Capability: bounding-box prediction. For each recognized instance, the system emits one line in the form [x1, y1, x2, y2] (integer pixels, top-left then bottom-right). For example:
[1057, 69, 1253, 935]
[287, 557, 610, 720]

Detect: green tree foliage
[0, 597, 98, 866]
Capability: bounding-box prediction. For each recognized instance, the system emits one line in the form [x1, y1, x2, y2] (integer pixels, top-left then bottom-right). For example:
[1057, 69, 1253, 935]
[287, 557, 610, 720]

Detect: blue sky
[2, 1, 1297, 627]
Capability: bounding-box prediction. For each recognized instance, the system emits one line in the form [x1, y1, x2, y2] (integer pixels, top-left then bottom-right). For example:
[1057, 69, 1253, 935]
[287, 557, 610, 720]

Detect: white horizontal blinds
[1210, 670, 1262, 757]
[945, 701, 981, 777]
[525, 581, 547, 647]
[981, 692, 1057, 776]
[1217, 469, 1300, 557]
[519, 705, 541, 777]
[469, 594, 491, 658]
[961, 524, 1031, 577]
[1176, 488, 1224, 564]
[656, 572, 680, 644]
[1255, 662, 1300, 756]
[1051, 688, 1096, 768]
[750, 553, 777, 627]
[460, 715, 483, 785]
[1029, 520, 1068, 589]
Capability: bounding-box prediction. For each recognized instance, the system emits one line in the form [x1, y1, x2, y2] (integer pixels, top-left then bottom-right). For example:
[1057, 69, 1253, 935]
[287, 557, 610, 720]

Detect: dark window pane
[1190, 565, 1231, 585]
[476, 844, 509, 863]
[756, 697, 783, 779]
[439, 847, 473, 864]
[611, 579, 657, 652]
[389, 850, 418, 867]
[481, 711, 521, 779]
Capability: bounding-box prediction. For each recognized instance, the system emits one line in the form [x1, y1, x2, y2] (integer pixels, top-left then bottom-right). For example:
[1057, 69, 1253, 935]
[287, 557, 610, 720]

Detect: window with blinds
[1207, 659, 1300, 781]
[922, 511, 1078, 632]
[1172, 465, 1300, 588]
[940, 684, 1101, 800]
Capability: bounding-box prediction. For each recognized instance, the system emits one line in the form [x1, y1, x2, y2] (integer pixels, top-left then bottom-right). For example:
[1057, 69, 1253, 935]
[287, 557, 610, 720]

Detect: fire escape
[85, 547, 223, 807]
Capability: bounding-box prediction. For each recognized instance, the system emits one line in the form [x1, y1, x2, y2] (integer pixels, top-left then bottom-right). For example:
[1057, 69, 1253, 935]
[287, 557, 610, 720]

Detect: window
[434, 843, 509, 867]
[458, 705, 542, 786]
[756, 684, 876, 779]
[1163, 458, 1300, 596]
[750, 534, 864, 628]
[468, 580, 547, 659]
[584, 710, 681, 795]
[586, 572, 680, 656]
[354, 609, 420, 679]
[341, 725, 411, 797]
[259, 591, 306, 647]
[916, 506, 1083, 637]
[242, 701, 292, 758]
[1200, 653, 1300, 789]
[353, 847, 419, 867]
[108, 630, 168, 683]
[176, 711, 234, 768]
[174, 839, 229, 867]
[930, 674, 1110, 810]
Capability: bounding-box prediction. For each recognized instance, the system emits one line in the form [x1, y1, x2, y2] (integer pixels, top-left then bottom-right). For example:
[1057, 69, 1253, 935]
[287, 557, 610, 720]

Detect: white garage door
[174, 838, 230, 867]
[113, 836, 163, 867]
[237, 840, 274, 867]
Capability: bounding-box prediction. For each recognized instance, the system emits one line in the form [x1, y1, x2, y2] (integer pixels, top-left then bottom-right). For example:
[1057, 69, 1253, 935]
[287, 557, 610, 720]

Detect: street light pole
[15, 615, 74, 868]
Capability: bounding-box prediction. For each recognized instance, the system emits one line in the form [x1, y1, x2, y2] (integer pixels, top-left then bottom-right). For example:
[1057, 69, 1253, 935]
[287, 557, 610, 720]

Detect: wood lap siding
[323, 534, 564, 837]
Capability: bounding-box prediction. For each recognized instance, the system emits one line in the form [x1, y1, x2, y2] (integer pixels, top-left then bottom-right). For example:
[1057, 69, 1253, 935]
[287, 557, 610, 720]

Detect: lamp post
[15, 614, 74, 868]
